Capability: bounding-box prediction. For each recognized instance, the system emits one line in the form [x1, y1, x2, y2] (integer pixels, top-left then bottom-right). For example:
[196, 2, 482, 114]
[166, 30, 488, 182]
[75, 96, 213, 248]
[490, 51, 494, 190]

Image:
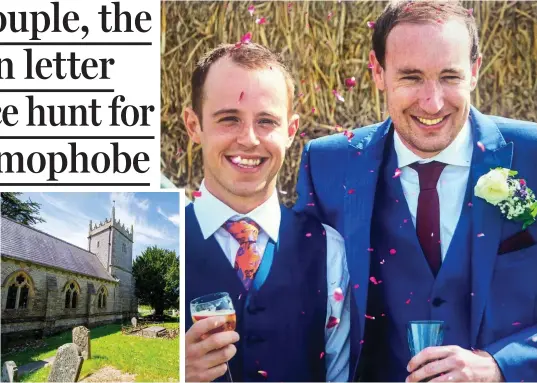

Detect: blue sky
[21, 192, 180, 259]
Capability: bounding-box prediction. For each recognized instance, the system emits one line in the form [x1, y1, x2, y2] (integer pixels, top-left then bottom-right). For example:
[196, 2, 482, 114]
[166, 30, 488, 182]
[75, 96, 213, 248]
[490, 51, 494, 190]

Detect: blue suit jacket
[295, 106, 537, 381]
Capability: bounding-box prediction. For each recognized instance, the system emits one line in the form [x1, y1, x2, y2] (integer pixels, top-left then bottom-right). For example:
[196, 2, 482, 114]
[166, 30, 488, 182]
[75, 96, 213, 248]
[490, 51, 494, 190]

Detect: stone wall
[1, 258, 119, 340]
[88, 224, 113, 272]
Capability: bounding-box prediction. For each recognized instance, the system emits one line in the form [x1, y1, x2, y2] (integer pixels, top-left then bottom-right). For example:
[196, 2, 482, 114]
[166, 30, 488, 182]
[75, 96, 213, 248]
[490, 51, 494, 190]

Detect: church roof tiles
[1, 217, 116, 282]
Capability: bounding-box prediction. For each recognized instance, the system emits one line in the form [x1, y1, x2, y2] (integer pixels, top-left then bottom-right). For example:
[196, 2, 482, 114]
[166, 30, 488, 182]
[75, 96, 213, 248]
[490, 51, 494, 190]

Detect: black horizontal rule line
[0, 183, 151, 187]
[0, 136, 155, 139]
[0, 42, 152, 46]
[0, 89, 114, 93]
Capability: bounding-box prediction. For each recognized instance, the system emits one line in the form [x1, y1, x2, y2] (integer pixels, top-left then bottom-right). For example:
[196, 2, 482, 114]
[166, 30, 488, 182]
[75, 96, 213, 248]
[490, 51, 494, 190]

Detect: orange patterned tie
[223, 219, 262, 290]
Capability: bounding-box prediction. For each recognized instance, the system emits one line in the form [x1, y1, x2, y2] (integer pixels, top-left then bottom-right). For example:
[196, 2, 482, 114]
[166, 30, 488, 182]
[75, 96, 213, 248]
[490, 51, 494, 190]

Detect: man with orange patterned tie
[184, 42, 352, 382]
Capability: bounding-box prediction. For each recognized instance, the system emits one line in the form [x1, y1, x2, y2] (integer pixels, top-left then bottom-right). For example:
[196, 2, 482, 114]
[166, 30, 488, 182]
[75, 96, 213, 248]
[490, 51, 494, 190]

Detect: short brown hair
[191, 43, 295, 123]
[372, 0, 480, 68]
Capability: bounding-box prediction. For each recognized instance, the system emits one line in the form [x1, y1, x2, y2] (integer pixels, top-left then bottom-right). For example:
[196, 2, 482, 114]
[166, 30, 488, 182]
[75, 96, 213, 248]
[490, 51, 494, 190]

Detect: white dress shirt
[193, 182, 350, 382]
[394, 120, 474, 260]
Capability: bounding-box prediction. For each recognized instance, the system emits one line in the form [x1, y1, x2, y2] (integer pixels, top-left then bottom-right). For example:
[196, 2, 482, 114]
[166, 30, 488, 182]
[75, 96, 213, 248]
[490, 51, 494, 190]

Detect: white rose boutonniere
[475, 168, 537, 229]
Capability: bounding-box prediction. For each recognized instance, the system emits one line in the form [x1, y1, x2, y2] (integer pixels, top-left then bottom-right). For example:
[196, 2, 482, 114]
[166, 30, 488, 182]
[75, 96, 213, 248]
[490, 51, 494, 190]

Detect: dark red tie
[410, 161, 447, 277]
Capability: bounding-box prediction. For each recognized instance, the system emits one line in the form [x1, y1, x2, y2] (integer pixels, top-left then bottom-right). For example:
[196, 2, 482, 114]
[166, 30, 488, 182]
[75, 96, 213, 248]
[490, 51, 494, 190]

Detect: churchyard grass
[2, 321, 179, 382]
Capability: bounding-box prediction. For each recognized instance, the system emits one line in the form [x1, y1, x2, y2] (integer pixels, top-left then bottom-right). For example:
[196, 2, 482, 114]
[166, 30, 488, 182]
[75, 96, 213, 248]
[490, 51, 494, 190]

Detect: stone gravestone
[2, 361, 18, 382]
[72, 326, 91, 360]
[131, 317, 137, 328]
[47, 343, 83, 383]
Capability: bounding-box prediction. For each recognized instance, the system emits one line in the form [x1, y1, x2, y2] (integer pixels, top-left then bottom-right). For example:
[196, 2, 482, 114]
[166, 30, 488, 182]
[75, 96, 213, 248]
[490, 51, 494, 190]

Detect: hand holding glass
[191, 292, 236, 382]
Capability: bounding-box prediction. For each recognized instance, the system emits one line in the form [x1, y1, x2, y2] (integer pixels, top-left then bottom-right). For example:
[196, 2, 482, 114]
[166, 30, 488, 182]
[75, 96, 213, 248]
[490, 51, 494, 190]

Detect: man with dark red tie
[183, 42, 351, 382]
[295, 1, 537, 382]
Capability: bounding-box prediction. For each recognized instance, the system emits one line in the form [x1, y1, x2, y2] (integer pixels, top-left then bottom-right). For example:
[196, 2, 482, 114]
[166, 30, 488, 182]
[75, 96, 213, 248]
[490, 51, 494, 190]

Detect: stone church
[1, 207, 137, 347]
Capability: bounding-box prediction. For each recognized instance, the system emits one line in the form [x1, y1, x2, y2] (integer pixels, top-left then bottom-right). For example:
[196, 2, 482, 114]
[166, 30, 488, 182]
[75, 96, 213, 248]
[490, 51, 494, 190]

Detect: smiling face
[185, 56, 298, 212]
[370, 19, 482, 158]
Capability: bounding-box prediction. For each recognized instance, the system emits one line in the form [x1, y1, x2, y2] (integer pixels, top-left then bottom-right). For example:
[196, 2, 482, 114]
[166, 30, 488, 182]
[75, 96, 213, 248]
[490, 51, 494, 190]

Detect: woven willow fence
[161, 1, 537, 205]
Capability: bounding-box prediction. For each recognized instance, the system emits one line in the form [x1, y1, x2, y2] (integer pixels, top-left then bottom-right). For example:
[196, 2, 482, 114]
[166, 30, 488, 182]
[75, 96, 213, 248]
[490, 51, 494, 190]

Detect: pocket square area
[498, 230, 536, 255]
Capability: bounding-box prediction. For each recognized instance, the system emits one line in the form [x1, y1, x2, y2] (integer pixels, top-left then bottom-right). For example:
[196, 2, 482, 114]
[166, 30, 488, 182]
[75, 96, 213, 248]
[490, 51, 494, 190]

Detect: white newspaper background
[0, 0, 160, 191]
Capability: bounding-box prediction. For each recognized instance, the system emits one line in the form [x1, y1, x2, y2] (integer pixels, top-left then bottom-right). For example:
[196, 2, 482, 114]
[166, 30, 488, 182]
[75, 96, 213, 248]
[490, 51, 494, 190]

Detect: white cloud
[111, 193, 174, 246]
[136, 199, 150, 211]
[157, 206, 180, 227]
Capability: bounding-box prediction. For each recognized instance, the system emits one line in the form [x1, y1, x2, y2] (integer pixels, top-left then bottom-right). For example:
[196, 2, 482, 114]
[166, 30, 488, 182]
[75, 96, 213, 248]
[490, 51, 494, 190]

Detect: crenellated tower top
[88, 205, 134, 242]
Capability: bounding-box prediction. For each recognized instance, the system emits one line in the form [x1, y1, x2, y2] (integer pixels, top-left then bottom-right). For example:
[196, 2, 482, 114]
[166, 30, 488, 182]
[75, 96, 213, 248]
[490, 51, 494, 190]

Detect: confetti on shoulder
[192, 191, 202, 198]
[258, 370, 268, 378]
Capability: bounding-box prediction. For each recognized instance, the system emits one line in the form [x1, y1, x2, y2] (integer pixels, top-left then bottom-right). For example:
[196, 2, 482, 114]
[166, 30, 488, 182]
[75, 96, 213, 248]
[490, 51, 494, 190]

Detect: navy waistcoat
[366, 134, 473, 381]
[185, 204, 327, 382]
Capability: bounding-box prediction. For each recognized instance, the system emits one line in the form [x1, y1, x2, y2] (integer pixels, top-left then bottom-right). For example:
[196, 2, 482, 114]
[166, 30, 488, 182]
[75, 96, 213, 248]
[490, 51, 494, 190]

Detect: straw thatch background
[161, 1, 537, 205]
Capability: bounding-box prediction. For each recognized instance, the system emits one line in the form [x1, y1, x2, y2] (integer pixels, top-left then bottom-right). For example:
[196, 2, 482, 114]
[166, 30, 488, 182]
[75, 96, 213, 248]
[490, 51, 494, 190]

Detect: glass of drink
[191, 292, 236, 382]
[407, 320, 444, 381]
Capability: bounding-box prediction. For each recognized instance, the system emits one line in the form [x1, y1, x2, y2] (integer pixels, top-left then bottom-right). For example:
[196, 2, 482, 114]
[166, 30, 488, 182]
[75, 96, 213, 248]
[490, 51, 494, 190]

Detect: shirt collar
[193, 181, 280, 242]
[394, 119, 473, 168]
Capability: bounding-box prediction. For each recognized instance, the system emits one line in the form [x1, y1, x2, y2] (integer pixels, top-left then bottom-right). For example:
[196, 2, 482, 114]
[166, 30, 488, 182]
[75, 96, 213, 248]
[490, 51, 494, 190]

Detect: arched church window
[97, 241, 100, 248]
[122, 243, 126, 253]
[4, 272, 33, 310]
[64, 281, 80, 309]
[97, 286, 108, 309]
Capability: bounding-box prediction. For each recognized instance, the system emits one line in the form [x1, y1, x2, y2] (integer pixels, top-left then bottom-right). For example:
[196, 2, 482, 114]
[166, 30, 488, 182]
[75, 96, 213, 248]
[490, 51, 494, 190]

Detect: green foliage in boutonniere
[474, 168, 537, 229]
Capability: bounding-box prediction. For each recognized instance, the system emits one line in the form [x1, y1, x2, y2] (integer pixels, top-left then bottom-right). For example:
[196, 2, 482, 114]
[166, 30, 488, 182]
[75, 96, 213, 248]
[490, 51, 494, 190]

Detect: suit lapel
[344, 119, 392, 343]
[469, 107, 514, 346]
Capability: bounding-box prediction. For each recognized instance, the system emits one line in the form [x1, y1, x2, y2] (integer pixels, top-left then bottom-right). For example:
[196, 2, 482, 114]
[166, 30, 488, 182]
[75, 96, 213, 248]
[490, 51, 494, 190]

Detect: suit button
[432, 297, 446, 307]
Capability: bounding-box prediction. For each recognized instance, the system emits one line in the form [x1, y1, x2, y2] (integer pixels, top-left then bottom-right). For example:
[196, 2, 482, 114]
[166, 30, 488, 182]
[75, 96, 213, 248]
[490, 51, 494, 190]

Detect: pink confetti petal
[332, 89, 345, 102]
[354, 284, 360, 289]
[468, 202, 473, 207]
[326, 316, 340, 328]
[240, 32, 252, 44]
[344, 130, 355, 141]
[367, 21, 376, 29]
[320, 351, 325, 359]
[255, 17, 266, 25]
[367, 248, 374, 252]
[238, 91, 245, 102]
[512, 322, 522, 326]
[306, 203, 315, 207]
[470, 292, 475, 297]
[477, 233, 485, 237]
[248, 5, 255, 16]
[333, 287, 344, 302]
[238, 293, 242, 300]
[380, 259, 385, 265]
[345, 77, 357, 89]
[192, 191, 202, 198]
[477, 141, 485, 152]
[389, 249, 397, 255]
[369, 276, 378, 285]
[311, 107, 316, 113]
[327, 11, 333, 21]
[300, 132, 306, 137]
[467, 8, 474, 16]
[393, 168, 402, 178]
[406, 299, 411, 304]
[360, 339, 365, 344]
[305, 232, 312, 237]
[368, 63, 374, 69]
[364, 314, 376, 320]
[175, 148, 183, 157]
[520, 179, 526, 186]
[258, 370, 268, 378]
[348, 189, 356, 195]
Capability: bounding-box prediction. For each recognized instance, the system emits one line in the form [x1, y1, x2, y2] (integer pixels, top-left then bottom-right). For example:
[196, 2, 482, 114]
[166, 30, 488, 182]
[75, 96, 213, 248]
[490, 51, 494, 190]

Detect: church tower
[88, 205, 136, 315]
